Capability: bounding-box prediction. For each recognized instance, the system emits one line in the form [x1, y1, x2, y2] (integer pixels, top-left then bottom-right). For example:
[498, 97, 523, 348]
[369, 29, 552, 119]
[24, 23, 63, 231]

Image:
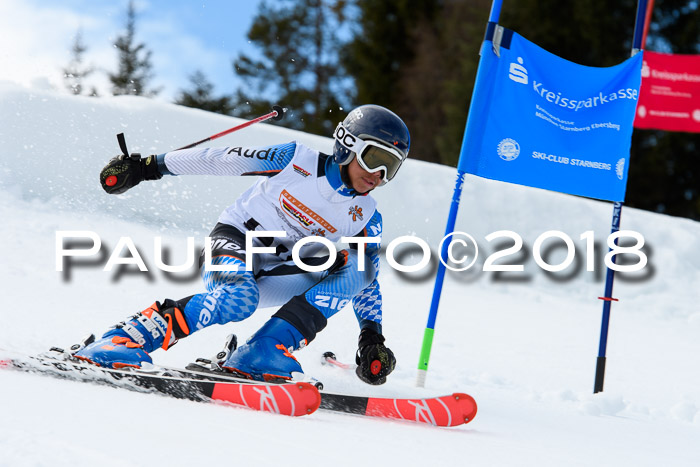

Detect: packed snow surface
[1, 83, 699, 466]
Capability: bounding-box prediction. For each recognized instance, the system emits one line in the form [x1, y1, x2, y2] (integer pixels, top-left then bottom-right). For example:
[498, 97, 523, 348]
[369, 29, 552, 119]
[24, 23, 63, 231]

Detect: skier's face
[347, 157, 382, 193]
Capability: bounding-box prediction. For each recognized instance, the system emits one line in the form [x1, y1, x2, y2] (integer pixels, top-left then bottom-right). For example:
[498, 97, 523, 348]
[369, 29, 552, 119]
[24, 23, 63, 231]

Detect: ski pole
[321, 351, 356, 370]
[116, 106, 285, 157]
[175, 105, 286, 150]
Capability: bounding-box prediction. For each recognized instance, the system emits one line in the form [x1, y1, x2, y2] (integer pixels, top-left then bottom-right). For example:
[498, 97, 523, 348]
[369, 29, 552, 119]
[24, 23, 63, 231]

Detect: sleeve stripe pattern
[164, 142, 297, 176]
[241, 170, 283, 177]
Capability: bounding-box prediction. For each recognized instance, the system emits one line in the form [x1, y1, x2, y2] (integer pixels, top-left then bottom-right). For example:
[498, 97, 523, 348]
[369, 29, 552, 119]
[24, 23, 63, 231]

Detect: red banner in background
[634, 51, 700, 133]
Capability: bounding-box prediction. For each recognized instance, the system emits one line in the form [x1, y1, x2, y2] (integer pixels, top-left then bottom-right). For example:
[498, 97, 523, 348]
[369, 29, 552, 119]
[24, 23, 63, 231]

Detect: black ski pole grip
[272, 105, 285, 121]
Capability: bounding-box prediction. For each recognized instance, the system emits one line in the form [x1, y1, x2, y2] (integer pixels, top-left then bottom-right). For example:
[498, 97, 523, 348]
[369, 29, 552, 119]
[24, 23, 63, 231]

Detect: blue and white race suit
[155, 141, 385, 337]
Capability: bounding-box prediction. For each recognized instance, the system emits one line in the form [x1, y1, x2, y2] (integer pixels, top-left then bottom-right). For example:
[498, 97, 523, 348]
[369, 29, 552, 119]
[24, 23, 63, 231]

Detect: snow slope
[1, 82, 699, 466]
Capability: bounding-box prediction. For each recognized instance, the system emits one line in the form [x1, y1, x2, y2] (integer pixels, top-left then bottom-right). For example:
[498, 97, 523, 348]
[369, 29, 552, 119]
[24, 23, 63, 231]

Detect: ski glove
[355, 328, 396, 385]
[100, 153, 162, 194]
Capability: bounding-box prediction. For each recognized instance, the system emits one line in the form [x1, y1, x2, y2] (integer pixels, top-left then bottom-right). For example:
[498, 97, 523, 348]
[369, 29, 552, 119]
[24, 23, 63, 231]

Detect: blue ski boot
[72, 334, 152, 369]
[73, 299, 191, 369]
[222, 317, 307, 382]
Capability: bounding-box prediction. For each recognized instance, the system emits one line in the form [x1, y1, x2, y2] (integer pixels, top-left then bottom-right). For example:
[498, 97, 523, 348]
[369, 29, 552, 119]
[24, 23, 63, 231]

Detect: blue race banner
[459, 29, 643, 201]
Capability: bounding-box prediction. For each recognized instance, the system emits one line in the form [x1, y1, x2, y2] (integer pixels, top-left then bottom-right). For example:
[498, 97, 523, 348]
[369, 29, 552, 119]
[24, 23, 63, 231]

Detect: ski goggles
[333, 122, 406, 184]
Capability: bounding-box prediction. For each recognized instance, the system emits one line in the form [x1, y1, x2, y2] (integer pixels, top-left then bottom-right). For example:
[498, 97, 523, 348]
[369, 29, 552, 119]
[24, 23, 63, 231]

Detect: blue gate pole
[594, 201, 622, 393]
[416, 0, 503, 388]
[593, 0, 648, 394]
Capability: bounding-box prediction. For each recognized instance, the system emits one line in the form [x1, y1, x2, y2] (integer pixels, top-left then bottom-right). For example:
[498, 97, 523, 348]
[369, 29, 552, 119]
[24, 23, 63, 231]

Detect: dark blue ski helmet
[332, 105, 410, 185]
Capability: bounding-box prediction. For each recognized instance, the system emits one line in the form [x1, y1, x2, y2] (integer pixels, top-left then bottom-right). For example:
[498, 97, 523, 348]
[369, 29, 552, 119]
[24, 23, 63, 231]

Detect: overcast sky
[0, 0, 264, 101]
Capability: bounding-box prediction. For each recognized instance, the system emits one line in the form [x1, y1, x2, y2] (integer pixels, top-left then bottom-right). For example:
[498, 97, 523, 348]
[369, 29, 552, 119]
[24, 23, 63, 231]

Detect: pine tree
[109, 1, 160, 96]
[395, 0, 488, 167]
[340, 0, 444, 163]
[342, 0, 440, 107]
[625, 0, 700, 219]
[343, 0, 700, 220]
[502, 0, 700, 219]
[175, 71, 235, 115]
[62, 29, 98, 96]
[232, 0, 349, 135]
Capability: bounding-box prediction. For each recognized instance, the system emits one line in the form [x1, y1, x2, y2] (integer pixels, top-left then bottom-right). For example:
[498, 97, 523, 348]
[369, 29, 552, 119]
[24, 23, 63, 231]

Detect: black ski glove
[100, 153, 162, 194]
[355, 328, 396, 385]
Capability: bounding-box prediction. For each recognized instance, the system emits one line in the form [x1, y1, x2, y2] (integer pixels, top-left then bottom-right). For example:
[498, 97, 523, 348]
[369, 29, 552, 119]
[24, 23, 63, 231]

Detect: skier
[74, 105, 409, 385]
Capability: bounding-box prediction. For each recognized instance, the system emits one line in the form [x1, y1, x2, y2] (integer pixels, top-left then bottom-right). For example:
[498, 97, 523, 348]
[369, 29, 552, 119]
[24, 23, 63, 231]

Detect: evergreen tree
[174, 71, 235, 115]
[342, 0, 439, 107]
[232, 0, 349, 135]
[500, 0, 638, 66]
[626, 0, 700, 219]
[343, 0, 700, 219]
[109, 1, 160, 97]
[341, 0, 458, 165]
[62, 29, 98, 96]
[394, 0, 488, 166]
[501, 0, 699, 219]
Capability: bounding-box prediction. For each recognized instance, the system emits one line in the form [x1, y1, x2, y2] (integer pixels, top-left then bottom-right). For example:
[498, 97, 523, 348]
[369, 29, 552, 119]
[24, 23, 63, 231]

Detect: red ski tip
[364, 392, 478, 427]
[452, 393, 478, 424]
[297, 382, 322, 415]
[211, 381, 321, 417]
